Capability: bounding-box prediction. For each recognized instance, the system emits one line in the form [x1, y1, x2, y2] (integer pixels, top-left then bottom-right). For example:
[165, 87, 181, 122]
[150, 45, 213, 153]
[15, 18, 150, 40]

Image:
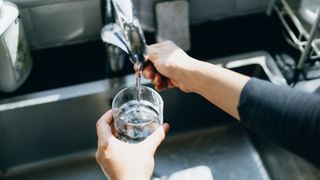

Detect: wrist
[177, 58, 203, 93]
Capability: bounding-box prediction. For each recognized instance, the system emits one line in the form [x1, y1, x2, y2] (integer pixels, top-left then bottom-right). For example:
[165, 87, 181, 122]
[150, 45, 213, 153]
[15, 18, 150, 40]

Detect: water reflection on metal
[0, 94, 60, 111]
[165, 166, 214, 180]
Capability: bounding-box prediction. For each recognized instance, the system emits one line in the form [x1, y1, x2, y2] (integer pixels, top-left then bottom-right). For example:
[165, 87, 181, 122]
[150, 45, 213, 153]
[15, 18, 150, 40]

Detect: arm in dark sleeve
[238, 78, 320, 165]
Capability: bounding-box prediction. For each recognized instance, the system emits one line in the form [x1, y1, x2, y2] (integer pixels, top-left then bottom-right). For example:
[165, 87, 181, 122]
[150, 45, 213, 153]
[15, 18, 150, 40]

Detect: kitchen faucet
[101, 0, 148, 72]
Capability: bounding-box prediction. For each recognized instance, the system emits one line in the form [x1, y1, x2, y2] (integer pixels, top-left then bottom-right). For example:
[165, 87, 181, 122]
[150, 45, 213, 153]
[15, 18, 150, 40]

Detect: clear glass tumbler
[112, 86, 163, 143]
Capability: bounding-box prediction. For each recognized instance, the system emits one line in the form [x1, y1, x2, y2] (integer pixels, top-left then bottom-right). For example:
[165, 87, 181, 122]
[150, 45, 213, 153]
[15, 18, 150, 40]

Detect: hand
[96, 110, 170, 180]
[142, 41, 196, 92]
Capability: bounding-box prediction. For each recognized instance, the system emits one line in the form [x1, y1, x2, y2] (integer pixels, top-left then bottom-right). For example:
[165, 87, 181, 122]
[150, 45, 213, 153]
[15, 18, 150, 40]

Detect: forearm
[238, 78, 320, 165]
[180, 59, 250, 120]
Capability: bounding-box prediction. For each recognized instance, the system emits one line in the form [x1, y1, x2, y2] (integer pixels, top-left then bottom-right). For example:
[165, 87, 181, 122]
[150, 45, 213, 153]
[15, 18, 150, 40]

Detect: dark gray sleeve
[238, 78, 320, 165]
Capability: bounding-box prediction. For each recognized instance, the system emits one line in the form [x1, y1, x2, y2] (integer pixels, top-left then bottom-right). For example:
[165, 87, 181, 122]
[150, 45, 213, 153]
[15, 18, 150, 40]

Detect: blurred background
[0, 0, 319, 179]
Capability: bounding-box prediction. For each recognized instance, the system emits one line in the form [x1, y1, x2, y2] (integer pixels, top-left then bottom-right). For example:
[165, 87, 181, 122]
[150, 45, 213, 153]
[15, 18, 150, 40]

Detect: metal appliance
[0, 0, 32, 92]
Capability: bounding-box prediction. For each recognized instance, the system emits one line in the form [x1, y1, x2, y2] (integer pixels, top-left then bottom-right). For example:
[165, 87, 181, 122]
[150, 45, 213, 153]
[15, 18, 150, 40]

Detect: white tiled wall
[235, 0, 269, 15]
[135, 0, 156, 32]
[189, 0, 269, 24]
[8, 0, 269, 50]
[11, 0, 101, 50]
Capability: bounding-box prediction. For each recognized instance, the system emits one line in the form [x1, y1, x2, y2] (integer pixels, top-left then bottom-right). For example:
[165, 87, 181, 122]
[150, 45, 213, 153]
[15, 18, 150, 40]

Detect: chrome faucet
[101, 0, 148, 72]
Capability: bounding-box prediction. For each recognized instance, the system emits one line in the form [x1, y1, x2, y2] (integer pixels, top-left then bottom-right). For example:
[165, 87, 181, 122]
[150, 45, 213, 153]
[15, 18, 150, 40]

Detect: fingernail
[163, 123, 170, 134]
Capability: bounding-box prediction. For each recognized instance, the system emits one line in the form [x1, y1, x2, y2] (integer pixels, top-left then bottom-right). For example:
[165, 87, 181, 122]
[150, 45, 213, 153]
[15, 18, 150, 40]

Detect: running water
[136, 63, 143, 104]
[114, 63, 163, 143]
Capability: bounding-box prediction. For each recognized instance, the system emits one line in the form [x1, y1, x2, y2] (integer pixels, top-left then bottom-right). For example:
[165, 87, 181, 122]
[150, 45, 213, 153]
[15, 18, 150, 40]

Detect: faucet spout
[125, 23, 147, 64]
[102, 0, 148, 65]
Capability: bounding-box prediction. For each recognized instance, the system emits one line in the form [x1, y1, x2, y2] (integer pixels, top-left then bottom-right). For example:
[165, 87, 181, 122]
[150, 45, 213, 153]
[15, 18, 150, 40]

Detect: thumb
[142, 123, 170, 153]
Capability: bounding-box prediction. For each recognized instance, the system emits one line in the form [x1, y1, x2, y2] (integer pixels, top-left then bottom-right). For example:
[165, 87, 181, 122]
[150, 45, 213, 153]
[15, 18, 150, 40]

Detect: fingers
[100, 109, 113, 124]
[142, 123, 170, 153]
[155, 77, 177, 92]
[96, 110, 114, 149]
[155, 78, 168, 91]
[168, 79, 177, 88]
[153, 73, 162, 86]
[154, 75, 174, 92]
[142, 62, 156, 79]
[141, 62, 168, 90]
[155, 84, 167, 92]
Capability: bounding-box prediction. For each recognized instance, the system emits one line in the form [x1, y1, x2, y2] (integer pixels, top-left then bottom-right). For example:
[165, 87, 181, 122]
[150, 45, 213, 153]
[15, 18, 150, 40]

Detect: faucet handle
[126, 24, 148, 64]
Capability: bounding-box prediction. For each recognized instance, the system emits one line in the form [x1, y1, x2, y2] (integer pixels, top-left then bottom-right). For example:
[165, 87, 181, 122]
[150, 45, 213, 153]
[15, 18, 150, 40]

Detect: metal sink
[0, 51, 292, 179]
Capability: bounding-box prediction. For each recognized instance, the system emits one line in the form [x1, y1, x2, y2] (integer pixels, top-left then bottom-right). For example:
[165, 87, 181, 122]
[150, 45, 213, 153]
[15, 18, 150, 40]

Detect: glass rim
[112, 85, 163, 109]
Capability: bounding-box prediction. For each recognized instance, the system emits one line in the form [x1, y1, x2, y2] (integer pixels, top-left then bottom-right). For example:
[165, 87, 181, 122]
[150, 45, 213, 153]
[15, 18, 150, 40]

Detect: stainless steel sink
[0, 51, 290, 179]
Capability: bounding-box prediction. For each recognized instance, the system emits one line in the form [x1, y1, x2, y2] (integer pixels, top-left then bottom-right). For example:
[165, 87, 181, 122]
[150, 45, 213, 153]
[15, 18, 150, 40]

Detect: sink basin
[1, 126, 269, 180]
[153, 126, 269, 180]
[0, 51, 289, 179]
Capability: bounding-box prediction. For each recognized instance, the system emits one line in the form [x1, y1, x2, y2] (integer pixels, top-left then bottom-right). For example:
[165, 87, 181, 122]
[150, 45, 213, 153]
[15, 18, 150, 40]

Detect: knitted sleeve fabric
[238, 78, 320, 165]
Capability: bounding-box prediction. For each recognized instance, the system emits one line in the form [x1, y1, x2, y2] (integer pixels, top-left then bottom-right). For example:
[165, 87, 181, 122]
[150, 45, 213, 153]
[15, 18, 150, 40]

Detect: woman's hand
[142, 41, 250, 120]
[142, 41, 197, 92]
[96, 110, 170, 180]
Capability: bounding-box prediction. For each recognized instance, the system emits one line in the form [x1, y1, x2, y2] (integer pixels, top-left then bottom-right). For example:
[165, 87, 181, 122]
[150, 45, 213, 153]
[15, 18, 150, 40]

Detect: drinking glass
[112, 86, 163, 143]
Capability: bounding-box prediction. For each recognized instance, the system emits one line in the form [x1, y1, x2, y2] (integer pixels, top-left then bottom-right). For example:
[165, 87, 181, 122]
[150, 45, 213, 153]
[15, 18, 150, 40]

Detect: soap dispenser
[0, 0, 32, 93]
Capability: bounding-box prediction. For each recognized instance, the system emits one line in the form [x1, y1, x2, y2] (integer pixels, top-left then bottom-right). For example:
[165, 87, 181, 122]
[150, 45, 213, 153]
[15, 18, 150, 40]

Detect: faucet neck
[101, 0, 148, 65]
[101, 0, 114, 25]
[111, 0, 147, 64]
